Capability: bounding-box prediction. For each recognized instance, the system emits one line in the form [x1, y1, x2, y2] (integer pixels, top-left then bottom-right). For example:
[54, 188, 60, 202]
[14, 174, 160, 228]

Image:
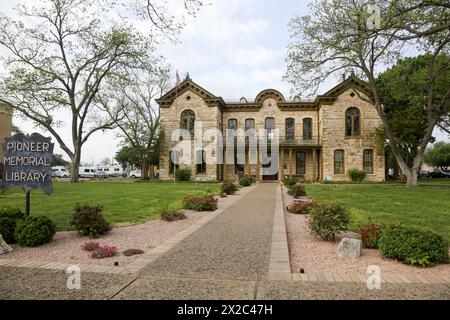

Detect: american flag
[176, 70, 181, 88]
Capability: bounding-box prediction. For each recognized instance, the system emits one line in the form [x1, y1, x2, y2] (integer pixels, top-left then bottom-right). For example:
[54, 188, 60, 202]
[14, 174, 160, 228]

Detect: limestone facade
[156, 76, 385, 182]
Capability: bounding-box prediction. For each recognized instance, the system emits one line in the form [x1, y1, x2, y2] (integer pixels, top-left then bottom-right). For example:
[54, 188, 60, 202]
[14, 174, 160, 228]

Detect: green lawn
[305, 180, 450, 242]
[0, 180, 219, 230]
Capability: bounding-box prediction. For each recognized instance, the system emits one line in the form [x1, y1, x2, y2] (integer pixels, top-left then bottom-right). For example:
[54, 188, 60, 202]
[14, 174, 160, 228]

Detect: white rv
[78, 166, 97, 178]
[96, 165, 124, 177]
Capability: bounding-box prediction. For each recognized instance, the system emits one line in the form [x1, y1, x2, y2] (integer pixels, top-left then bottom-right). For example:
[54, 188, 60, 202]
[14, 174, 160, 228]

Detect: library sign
[1, 133, 54, 197]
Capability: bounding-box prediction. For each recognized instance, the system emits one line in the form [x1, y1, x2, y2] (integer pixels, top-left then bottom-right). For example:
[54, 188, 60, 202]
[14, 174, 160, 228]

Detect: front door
[262, 151, 279, 181]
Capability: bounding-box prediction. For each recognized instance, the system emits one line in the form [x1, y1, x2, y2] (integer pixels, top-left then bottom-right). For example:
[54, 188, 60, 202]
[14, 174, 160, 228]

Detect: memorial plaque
[1, 132, 54, 195]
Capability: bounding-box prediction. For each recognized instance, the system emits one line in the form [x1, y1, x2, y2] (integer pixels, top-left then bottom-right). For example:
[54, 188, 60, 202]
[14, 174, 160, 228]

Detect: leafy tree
[102, 67, 169, 180]
[115, 146, 141, 170]
[285, 0, 450, 186]
[0, 0, 158, 182]
[424, 142, 450, 171]
[51, 154, 70, 167]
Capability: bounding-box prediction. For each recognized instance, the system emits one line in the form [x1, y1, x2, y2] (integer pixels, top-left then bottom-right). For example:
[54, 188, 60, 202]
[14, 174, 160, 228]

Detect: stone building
[156, 75, 385, 182]
[0, 103, 13, 167]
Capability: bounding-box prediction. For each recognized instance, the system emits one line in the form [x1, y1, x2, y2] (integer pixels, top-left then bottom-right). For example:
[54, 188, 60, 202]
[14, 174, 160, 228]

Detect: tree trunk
[406, 168, 418, 187]
[141, 154, 149, 180]
[70, 150, 81, 183]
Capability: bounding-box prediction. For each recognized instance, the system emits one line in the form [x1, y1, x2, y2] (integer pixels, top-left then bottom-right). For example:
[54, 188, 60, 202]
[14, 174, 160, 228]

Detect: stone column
[256, 147, 261, 181]
[288, 149, 293, 177]
[280, 148, 284, 179]
[223, 147, 227, 181]
[312, 148, 317, 181]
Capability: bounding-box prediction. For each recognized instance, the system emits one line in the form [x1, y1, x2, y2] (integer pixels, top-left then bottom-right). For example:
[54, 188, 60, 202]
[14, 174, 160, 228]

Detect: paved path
[138, 183, 277, 281]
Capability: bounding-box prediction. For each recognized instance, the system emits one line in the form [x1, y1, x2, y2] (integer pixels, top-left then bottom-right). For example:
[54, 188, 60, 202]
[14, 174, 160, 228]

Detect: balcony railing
[222, 135, 321, 147]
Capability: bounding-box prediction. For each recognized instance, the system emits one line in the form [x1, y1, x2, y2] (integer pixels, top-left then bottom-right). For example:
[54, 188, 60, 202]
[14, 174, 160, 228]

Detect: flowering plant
[358, 217, 387, 249]
[287, 201, 316, 214]
[80, 240, 100, 252]
[91, 244, 118, 259]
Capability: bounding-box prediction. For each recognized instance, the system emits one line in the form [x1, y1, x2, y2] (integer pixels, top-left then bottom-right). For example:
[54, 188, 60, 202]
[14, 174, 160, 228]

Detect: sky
[1, 0, 448, 164]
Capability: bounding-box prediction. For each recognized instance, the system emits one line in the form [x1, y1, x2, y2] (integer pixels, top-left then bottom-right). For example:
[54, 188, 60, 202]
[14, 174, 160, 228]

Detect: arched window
[363, 149, 374, 174]
[345, 107, 361, 137]
[265, 117, 275, 140]
[196, 150, 206, 174]
[181, 109, 195, 136]
[303, 118, 312, 140]
[285, 118, 295, 140]
[228, 118, 238, 131]
[245, 118, 255, 131]
[334, 149, 345, 174]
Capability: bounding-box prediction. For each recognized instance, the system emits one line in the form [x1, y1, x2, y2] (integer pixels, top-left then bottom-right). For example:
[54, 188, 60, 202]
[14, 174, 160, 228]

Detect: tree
[51, 154, 70, 167]
[376, 55, 450, 170]
[102, 66, 169, 180]
[424, 142, 450, 171]
[115, 145, 141, 170]
[0, 0, 160, 182]
[99, 158, 112, 166]
[285, 0, 450, 186]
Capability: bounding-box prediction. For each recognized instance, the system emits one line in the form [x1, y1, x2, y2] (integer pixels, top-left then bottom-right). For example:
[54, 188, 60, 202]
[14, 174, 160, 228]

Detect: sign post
[1, 133, 54, 218]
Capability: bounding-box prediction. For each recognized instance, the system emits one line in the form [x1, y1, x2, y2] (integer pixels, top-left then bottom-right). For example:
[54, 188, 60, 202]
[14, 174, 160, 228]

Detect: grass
[305, 179, 450, 242]
[0, 180, 219, 231]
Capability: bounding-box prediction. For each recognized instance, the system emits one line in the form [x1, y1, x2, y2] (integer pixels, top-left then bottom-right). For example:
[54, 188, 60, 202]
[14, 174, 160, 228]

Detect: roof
[155, 75, 372, 111]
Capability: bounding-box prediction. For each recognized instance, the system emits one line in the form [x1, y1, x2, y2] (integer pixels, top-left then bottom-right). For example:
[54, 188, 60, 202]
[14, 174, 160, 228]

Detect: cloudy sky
[2, 0, 448, 164]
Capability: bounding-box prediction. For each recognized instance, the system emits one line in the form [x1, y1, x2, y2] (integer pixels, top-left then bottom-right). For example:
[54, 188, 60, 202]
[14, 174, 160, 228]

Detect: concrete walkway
[138, 183, 277, 281]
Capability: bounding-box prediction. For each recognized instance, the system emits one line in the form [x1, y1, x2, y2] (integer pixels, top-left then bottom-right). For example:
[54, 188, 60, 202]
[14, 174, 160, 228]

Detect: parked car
[52, 166, 70, 178]
[430, 171, 450, 178]
[418, 171, 431, 178]
[129, 170, 142, 178]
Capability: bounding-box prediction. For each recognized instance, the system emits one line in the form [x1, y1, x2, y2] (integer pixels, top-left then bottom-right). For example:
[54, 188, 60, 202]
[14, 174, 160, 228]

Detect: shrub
[182, 194, 218, 211]
[283, 177, 298, 187]
[358, 217, 387, 249]
[175, 169, 192, 181]
[239, 176, 253, 187]
[348, 168, 366, 182]
[287, 201, 316, 215]
[0, 207, 24, 244]
[14, 216, 56, 247]
[287, 184, 307, 198]
[91, 244, 118, 259]
[69, 204, 112, 238]
[123, 248, 144, 256]
[221, 181, 238, 195]
[307, 203, 351, 241]
[161, 211, 186, 222]
[378, 225, 449, 267]
[80, 240, 100, 252]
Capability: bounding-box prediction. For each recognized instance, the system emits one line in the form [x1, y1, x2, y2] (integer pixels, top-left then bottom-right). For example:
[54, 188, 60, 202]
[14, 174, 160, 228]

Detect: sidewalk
[138, 183, 277, 281]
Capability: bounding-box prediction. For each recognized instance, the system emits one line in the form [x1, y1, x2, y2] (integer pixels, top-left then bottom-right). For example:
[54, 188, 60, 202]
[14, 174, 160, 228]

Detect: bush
[239, 176, 253, 186]
[91, 244, 118, 259]
[221, 181, 238, 195]
[283, 177, 298, 187]
[69, 204, 112, 238]
[175, 169, 192, 181]
[307, 203, 351, 241]
[0, 207, 24, 244]
[161, 211, 186, 222]
[80, 240, 100, 252]
[358, 217, 387, 249]
[123, 248, 144, 256]
[287, 184, 307, 198]
[287, 201, 317, 215]
[182, 194, 218, 211]
[348, 168, 366, 182]
[378, 225, 449, 267]
[14, 216, 56, 247]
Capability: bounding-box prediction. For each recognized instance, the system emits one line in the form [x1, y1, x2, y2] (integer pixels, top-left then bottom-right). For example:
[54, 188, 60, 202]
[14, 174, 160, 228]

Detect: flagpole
[174, 70, 180, 185]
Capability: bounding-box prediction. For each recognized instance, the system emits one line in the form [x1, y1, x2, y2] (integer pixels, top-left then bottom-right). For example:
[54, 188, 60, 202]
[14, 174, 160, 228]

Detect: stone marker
[338, 238, 362, 258]
[0, 233, 13, 254]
